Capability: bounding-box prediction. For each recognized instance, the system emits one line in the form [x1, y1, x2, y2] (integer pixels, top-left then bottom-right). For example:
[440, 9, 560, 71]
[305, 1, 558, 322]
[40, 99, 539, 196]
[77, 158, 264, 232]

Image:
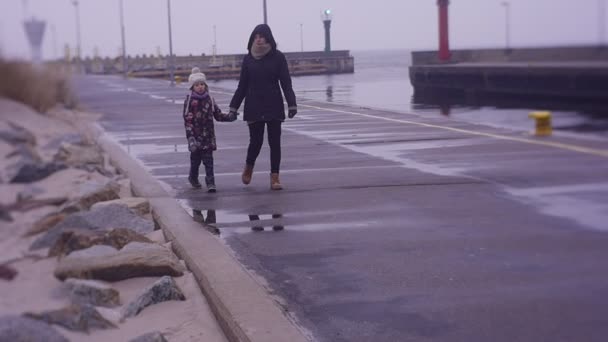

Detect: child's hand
[288, 109, 297, 119]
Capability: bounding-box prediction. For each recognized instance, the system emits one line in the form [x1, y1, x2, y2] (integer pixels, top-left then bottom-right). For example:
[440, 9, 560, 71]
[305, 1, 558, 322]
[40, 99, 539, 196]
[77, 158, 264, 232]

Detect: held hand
[288, 109, 297, 119]
[229, 109, 239, 122]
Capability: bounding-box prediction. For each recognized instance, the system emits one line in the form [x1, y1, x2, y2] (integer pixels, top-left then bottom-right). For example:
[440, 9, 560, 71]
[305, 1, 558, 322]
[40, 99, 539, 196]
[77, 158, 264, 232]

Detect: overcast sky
[0, 0, 605, 60]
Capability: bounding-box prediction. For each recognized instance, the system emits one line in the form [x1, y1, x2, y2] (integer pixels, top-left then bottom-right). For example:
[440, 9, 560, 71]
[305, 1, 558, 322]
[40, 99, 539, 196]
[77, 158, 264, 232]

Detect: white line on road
[117, 86, 608, 158]
[298, 104, 608, 158]
[155, 164, 400, 179]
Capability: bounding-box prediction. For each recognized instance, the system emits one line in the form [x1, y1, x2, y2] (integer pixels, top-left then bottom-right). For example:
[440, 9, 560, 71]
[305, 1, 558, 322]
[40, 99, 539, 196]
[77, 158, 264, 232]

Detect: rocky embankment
[0, 99, 226, 342]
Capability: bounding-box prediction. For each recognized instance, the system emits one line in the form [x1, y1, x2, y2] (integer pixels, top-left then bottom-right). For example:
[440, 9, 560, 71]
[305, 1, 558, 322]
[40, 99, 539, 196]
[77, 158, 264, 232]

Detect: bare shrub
[0, 59, 77, 113]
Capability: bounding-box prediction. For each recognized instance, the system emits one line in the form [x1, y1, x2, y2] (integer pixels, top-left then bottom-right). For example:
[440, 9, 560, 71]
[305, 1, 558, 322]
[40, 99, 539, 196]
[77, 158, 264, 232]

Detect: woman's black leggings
[246, 121, 282, 173]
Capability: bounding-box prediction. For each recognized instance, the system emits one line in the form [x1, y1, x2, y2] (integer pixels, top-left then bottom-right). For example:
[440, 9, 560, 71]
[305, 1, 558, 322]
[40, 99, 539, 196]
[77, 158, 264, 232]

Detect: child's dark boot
[206, 176, 216, 193]
[188, 176, 202, 189]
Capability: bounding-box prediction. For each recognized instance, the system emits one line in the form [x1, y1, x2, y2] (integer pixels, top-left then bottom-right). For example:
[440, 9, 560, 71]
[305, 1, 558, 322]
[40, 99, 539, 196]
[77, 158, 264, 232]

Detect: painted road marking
[155, 165, 405, 179]
[121, 86, 608, 158]
[297, 103, 608, 158]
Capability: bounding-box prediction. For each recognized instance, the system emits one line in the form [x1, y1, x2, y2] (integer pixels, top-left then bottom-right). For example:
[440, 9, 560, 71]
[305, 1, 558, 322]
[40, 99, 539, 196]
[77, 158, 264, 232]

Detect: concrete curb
[80, 121, 310, 342]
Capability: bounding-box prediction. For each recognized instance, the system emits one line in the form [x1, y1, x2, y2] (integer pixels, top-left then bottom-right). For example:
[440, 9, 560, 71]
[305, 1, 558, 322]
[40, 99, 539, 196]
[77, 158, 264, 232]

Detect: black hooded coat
[229, 24, 297, 122]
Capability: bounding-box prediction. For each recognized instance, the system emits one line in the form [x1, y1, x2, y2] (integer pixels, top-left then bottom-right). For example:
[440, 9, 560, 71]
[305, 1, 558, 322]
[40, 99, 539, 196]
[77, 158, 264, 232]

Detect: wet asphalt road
[76, 75, 608, 342]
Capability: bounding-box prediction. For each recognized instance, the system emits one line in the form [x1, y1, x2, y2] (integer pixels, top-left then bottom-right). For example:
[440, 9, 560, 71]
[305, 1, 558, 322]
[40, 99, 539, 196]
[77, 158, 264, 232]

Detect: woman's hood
[247, 24, 277, 52]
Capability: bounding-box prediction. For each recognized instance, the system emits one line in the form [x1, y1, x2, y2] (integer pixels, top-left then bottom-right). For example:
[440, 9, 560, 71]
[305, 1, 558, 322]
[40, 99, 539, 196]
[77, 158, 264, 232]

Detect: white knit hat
[188, 67, 207, 88]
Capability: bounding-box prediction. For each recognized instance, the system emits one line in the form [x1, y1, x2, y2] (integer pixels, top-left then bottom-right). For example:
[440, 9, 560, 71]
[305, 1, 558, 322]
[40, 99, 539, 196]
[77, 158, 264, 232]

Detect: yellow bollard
[528, 111, 552, 136]
[174, 75, 182, 85]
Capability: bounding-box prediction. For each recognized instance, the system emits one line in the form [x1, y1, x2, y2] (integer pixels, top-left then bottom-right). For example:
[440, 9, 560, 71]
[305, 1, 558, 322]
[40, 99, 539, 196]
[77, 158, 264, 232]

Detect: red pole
[438, 0, 451, 61]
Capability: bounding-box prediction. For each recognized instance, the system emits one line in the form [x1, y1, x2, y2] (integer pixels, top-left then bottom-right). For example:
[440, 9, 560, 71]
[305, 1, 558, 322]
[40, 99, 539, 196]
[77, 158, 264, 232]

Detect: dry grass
[0, 59, 77, 113]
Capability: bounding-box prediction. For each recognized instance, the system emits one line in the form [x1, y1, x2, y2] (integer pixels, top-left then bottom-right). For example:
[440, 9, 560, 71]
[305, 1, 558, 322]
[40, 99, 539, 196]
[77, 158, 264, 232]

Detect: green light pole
[322, 9, 332, 53]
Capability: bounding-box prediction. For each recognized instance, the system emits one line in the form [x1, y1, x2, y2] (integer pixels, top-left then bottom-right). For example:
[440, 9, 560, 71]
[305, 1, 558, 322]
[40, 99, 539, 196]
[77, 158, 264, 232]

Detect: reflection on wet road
[190, 208, 285, 235]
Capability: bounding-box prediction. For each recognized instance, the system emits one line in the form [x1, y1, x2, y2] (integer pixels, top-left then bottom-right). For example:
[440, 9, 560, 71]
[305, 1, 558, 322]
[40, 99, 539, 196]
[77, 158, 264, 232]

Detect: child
[183, 68, 237, 192]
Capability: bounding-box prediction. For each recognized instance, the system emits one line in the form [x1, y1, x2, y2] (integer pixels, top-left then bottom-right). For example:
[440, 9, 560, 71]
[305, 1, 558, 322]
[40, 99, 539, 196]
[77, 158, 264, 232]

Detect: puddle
[188, 208, 287, 236]
[121, 143, 188, 156]
[180, 202, 385, 238]
[111, 133, 182, 140]
[192, 209, 220, 235]
[506, 183, 608, 231]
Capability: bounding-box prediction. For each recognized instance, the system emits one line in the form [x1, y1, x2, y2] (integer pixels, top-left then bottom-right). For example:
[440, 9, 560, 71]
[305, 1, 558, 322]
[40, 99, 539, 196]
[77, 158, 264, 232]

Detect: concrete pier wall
[410, 46, 608, 101]
[412, 45, 608, 65]
[82, 50, 354, 79]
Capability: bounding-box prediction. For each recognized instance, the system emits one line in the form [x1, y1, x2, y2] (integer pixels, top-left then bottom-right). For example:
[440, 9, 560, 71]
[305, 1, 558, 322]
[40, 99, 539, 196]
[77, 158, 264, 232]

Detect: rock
[58, 178, 120, 213]
[91, 197, 150, 217]
[122, 276, 185, 319]
[54, 242, 185, 282]
[0, 315, 68, 342]
[0, 205, 12, 222]
[30, 204, 155, 250]
[24, 212, 67, 237]
[129, 331, 168, 342]
[54, 143, 103, 165]
[103, 228, 152, 250]
[146, 230, 166, 244]
[48, 229, 98, 257]
[24, 304, 117, 332]
[26, 168, 106, 203]
[117, 178, 132, 198]
[49, 228, 152, 257]
[44, 133, 85, 151]
[65, 244, 118, 258]
[0, 122, 36, 145]
[10, 162, 67, 184]
[65, 279, 121, 307]
[17, 184, 46, 199]
[0, 264, 18, 280]
[7, 197, 67, 213]
[95, 306, 122, 325]
[6, 143, 40, 162]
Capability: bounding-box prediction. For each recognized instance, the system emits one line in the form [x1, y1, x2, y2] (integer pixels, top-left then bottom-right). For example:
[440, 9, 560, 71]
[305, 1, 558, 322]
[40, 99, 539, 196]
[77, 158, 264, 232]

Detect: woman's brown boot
[242, 164, 254, 185]
[270, 173, 283, 190]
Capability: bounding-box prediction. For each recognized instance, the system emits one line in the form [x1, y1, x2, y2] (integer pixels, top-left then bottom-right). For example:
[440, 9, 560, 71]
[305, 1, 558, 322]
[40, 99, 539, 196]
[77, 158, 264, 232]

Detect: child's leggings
[190, 150, 214, 185]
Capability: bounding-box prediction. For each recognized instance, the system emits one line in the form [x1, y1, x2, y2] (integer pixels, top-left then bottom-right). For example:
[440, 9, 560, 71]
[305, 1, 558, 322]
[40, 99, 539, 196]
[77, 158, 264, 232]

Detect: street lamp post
[119, 0, 127, 77]
[71, 0, 82, 59]
[501, 1, 511, 50]
[300, 23, 304, 52]
[322, 9, 332, 53]
[600, 0, 606, 45]
[22, 0, 27, 18]
[263, 0, 268, 24]
[51, 23, 57, 60]
[167, 0, 175, 86]
[213, 24, 217, 56]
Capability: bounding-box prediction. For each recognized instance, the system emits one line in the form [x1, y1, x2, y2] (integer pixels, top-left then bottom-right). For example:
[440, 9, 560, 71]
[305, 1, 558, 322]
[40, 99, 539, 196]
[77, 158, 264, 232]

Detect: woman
[229, 24, 297, 190]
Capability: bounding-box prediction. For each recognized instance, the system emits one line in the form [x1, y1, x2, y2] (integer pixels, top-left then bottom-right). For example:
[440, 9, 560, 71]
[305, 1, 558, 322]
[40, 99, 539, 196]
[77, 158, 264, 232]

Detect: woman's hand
[229, 109, 239, 122]
[288, 109, 297, 118]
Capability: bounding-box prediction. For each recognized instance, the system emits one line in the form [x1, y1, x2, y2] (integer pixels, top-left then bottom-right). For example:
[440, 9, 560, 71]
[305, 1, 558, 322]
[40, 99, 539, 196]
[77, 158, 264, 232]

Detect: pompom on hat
[188, 67, 207, 88]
